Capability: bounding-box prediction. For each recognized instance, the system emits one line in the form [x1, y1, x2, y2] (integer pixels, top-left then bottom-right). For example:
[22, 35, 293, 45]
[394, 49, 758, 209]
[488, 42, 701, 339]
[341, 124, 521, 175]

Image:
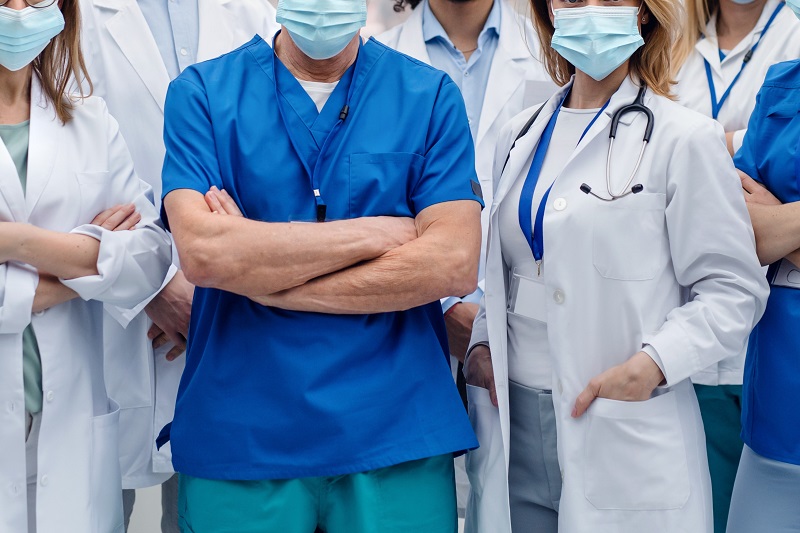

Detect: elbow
[447, 248, 479, 297]
[180, 240, 224, 288]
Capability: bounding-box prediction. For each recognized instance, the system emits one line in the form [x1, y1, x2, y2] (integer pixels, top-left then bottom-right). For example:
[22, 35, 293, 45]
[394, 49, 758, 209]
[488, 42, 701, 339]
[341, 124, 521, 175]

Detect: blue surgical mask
[0, 3, 65, 72]
[277, 0, 367, 60]
[786, 0, 800, 19]
[551, 5, 645, 81]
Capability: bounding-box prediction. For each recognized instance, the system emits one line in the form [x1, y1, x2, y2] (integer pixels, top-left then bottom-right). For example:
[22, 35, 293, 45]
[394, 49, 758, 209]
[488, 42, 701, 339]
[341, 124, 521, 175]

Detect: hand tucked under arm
[32, 275, 78, 313]
[164, 189, 418, 297]
[145, 270, 194, 361]
[741, 171, 800, 265]
[257, 200, 481, 314]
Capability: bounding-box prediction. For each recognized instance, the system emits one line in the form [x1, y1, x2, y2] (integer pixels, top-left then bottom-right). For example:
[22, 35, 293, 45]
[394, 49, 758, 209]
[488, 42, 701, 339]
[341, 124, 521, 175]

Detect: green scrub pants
[178, 454, 457, 533]
[694, 384, 744, 533]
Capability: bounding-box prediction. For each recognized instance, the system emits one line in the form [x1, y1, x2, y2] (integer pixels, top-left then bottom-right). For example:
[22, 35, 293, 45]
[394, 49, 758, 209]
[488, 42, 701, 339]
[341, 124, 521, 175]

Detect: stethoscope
[579, 85, 654, 201]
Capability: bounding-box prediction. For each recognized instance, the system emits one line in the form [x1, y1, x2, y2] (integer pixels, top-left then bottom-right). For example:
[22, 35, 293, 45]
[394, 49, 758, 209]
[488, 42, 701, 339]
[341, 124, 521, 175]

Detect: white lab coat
[378, 0, 557, 295]
[0, 80, 171, 533]
[465, 78, 769, 533]
[79, 0, 278, 488]
[675, 0, 800, 386]
[676, 0, 800, 144]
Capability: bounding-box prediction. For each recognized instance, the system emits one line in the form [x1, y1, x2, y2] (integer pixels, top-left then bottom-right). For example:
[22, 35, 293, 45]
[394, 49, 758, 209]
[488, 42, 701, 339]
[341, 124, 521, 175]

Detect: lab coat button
[33, 310, 44, 317]
[553, 290, 565, 304]
[40, 475, 49, 487]
[553, 198, 567, 211]
[45, 391, 54, 403]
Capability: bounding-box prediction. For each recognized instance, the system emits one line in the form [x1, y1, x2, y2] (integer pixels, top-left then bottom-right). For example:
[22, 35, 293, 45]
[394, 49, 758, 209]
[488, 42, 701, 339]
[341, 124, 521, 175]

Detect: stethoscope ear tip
[632, 184, 644, 194]
[580, 183, 592, 194]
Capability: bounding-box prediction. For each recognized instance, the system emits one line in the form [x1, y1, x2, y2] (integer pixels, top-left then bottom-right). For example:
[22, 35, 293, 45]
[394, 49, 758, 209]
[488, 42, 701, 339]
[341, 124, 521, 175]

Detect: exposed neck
[274, 28, 359, 83]
[716, 0, 769, 49]
[566, 64, 629, 109]
[428, 0, 495, 58]
[0, 65, 32, 124]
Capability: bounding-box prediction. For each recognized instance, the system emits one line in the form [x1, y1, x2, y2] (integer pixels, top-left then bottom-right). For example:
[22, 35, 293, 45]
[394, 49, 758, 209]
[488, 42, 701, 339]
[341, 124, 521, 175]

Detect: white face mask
[0, 3, 65, 71]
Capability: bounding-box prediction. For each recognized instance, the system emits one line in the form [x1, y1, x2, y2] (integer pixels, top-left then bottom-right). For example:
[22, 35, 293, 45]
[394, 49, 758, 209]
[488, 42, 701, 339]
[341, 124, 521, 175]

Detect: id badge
[508, 268, 547, 322]
[771, 259, 800, 290]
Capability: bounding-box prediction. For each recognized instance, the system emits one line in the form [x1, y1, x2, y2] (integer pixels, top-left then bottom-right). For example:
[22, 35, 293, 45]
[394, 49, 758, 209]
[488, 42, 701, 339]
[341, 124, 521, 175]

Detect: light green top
[0, 121, 42, 415]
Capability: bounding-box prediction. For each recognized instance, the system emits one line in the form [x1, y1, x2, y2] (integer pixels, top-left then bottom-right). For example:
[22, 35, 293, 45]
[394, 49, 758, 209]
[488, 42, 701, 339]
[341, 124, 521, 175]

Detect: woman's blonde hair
[672, 0, 716, 73]
[33, 0, 92, 124]
[529, 0, 684, 97]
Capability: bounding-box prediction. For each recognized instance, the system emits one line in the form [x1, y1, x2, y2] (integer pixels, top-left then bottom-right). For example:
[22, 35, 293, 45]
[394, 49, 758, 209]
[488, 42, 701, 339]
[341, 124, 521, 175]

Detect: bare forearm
[7, 225, 99, 279]
[262, 202, 482, 314]
[748, 202, 800, 265]
[165, 191, 414, 297]
[33, 275, 78, 313]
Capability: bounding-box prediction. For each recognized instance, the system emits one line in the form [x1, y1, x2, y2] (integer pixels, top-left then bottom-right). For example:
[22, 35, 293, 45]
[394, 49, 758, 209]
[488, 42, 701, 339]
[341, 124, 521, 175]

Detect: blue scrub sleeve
[161, 73, 221, 229]
[412, 79, 484, 214]
[734, 90, 765, 183]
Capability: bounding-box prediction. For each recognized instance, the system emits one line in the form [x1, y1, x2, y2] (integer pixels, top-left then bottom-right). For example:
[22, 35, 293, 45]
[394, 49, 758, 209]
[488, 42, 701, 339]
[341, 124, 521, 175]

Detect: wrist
[0, 223, 28, 262]
[628, 351, 665, 390]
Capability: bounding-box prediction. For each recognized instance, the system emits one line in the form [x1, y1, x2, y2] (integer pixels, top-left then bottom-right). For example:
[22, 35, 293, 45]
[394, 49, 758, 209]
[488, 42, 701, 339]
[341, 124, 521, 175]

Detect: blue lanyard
[271, 32, 360, 222]
[703, 3, 784, 120]
[517, 91, 609, 272]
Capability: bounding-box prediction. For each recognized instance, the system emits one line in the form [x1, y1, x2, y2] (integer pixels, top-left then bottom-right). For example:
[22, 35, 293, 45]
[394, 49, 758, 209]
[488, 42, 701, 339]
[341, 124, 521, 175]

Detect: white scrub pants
[123, 474, 180, 533]
[26, 412, 41, 533]
[727, 445, 800, 533]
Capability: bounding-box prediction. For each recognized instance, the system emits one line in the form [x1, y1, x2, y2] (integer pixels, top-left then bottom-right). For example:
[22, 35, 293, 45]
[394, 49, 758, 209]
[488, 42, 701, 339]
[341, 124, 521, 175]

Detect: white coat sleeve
[60, 104, 172, 309]
[641, 120, 770, 387]
[0, 263, 37, 334]
[467, 117, 520, 355]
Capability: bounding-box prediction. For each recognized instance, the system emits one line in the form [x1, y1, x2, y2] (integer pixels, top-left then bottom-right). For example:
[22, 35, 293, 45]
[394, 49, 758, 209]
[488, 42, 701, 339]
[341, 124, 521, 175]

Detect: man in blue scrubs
[160, 0, 483, 530]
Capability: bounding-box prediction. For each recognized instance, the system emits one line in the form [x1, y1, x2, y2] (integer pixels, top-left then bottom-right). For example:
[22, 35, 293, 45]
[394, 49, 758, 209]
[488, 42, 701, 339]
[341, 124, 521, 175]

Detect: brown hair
[33, 0, 92, 124]
[672, 0, 716, 74]
[529, 0, 684, 98]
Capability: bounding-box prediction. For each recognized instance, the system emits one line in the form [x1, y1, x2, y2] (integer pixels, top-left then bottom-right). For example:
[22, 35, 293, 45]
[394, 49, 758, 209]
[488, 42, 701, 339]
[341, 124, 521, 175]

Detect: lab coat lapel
[25, 78, 61, 217]
[475, 1, 528, 148]
[0, 128, 25, 222]
[393, 6, 431, 64]
[197, 0, 238, 62]
[490, 87, 566, 216]
[99, 0, 170, 112]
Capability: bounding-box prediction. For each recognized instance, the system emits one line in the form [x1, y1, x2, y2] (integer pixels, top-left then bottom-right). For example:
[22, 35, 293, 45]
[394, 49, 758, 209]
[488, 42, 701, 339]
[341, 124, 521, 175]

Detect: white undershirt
[297, 78, 339, 112]
[499, 107, 599, 390]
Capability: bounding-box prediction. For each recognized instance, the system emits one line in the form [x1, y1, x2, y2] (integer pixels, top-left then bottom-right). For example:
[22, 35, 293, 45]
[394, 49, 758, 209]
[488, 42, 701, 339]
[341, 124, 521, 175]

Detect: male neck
[566, 64, 629, 110]
[716, 0, 769, 50]
[428, 0, 495, 59]
[274, 29, 359, 83]
[0, 65, 32, 125]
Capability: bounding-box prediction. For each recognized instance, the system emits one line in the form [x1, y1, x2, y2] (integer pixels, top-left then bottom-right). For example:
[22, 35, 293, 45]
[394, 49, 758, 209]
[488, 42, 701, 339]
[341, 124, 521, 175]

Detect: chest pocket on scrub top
[592, 192, 667, 281]
[349, 153, 424, 217]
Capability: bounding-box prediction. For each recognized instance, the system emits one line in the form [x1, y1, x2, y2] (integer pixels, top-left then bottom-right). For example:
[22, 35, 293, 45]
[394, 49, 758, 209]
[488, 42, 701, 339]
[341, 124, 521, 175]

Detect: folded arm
[741, 173, 800, 266]
[259, 200, 481, 314]
[164, 189, 417, 298]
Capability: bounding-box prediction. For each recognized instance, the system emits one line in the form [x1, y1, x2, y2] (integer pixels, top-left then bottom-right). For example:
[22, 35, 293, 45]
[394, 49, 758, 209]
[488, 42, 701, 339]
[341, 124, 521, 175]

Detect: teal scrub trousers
[694, 384, 744, 533]
[178, 454, 457, 533]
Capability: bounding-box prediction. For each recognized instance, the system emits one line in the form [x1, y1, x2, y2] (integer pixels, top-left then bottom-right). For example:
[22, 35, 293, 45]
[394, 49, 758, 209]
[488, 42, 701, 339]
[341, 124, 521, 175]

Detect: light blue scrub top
[160, 35, 482, 480]
[422, 0, 499, 313]
[734, 59, 800, 465]
[137, 0, 199, 79]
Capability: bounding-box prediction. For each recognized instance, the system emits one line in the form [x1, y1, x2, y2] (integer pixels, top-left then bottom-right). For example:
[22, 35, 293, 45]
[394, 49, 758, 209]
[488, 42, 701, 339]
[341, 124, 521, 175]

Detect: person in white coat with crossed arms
[463, 0, 769, 531]
[79, 1, 278, 531]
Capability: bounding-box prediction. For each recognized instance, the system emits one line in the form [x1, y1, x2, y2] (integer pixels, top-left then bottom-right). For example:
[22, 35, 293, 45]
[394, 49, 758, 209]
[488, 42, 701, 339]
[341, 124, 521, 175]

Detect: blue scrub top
[161, 35, 482, 480]
[734, 59, 800, 466]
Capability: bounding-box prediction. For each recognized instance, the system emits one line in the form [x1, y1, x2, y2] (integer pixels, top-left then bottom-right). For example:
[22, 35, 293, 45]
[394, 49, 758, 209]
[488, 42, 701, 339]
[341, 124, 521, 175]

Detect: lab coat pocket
[76, 171, 111, 224]
[349, 152, 424, 217]
[592, 192, 667, 281]
[464, 384, 507, 533]
[90, 400, 124, 532]
[584, 391, 690, 511]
